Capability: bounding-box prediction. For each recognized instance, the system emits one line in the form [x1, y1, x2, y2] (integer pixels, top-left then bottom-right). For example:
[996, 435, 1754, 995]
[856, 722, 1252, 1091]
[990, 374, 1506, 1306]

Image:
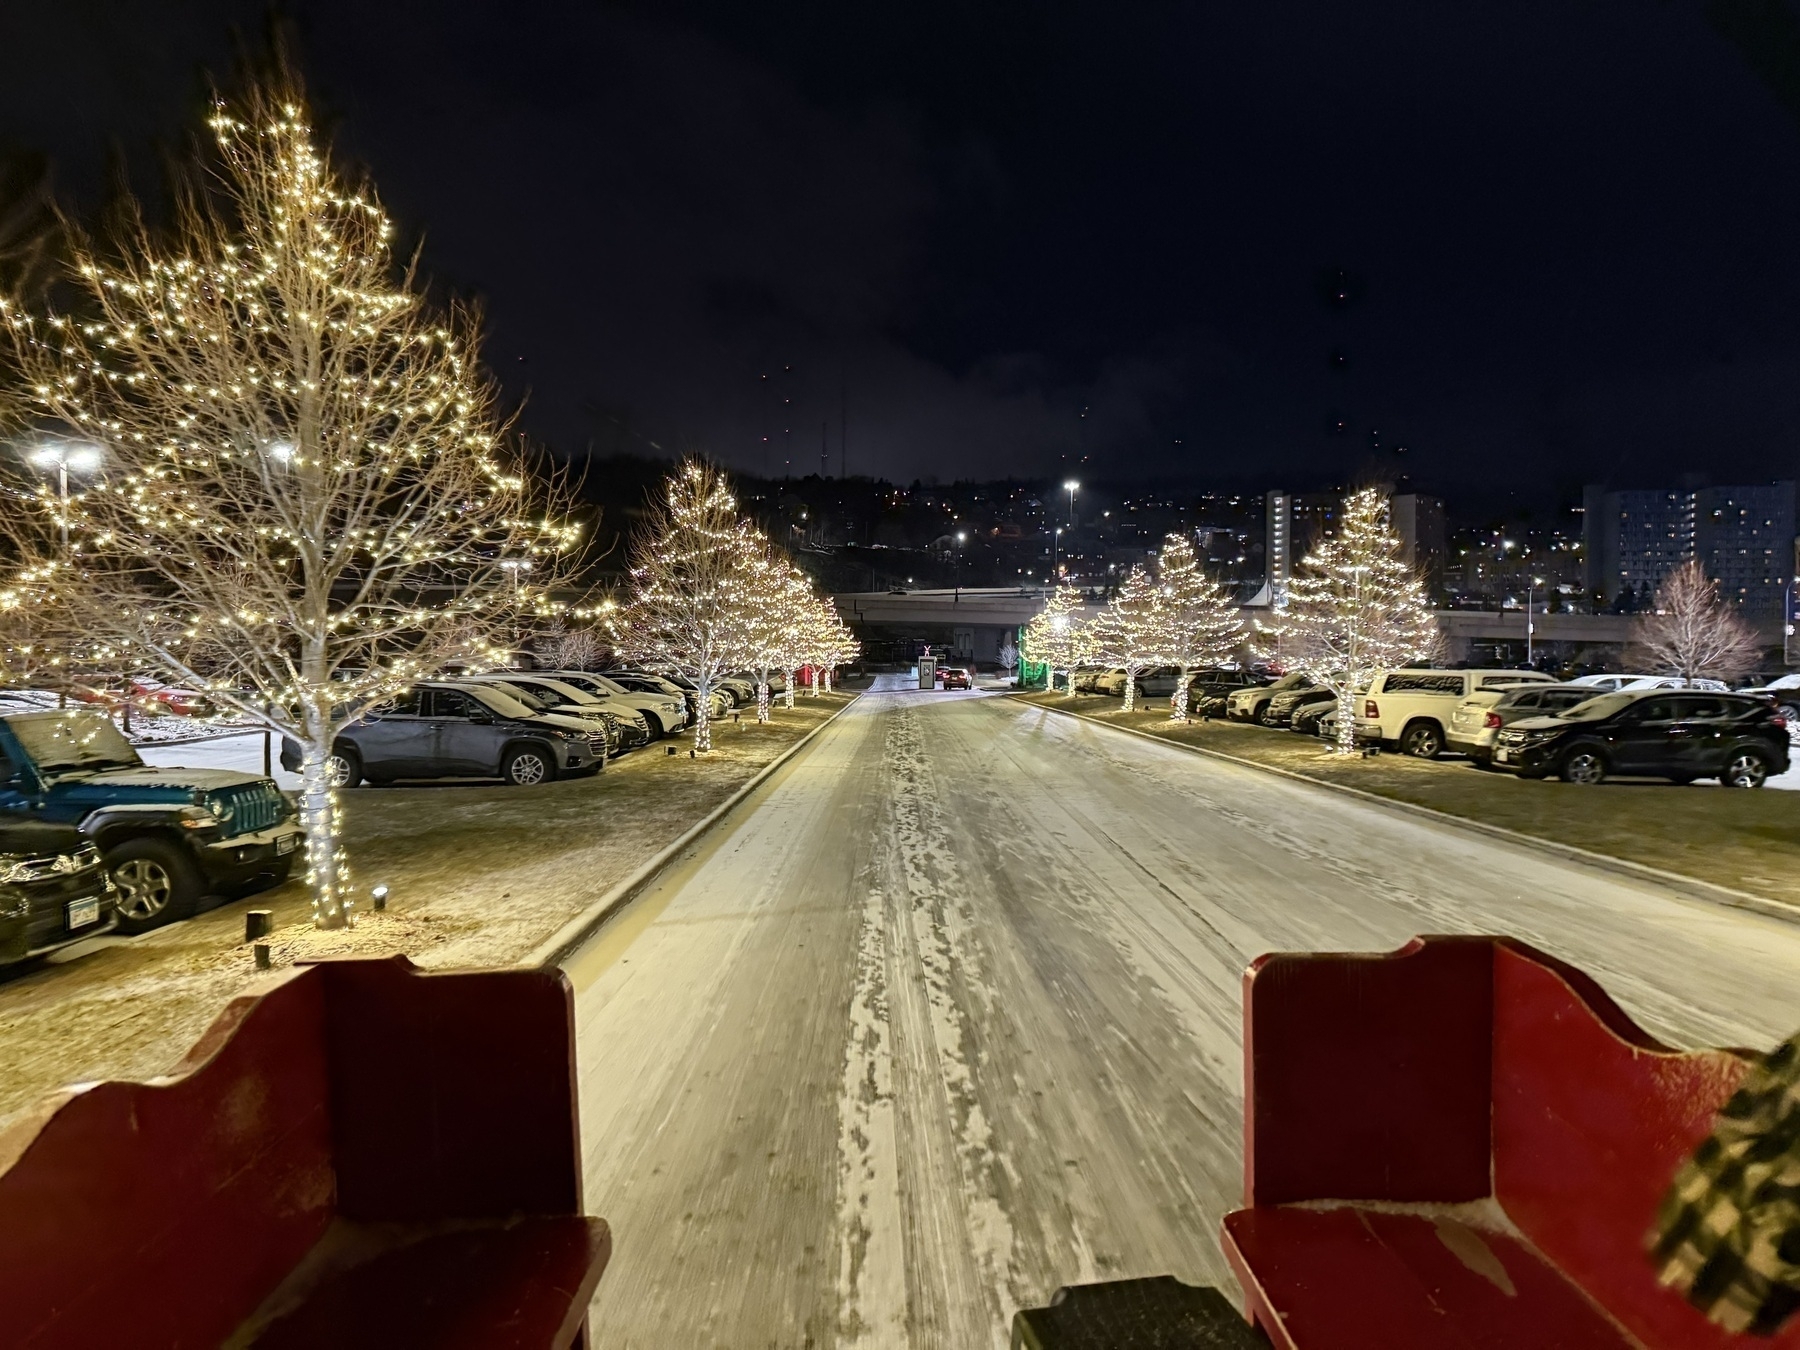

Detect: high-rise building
[1392, 493, 1447, 599]
[1254, 489, 1292, 607]
[1582, 481, 1795, 616]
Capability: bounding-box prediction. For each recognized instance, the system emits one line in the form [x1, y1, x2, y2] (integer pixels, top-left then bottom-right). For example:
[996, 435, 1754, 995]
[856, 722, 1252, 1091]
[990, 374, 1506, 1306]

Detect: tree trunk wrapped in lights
[1154, 533, 1245, 722]
[1093, 563, 1164, 712]
[1262, 488, 1439, 755]
[614, 460, 758, 752]
[1631, 559, 1762, 685]
[0, 71, 580, 929]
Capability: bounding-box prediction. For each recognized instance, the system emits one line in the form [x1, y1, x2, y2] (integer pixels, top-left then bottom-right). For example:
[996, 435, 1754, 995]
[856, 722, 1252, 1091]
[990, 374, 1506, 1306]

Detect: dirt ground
[1017, 690, 1800, 911]
[0, 692, 854, 1126]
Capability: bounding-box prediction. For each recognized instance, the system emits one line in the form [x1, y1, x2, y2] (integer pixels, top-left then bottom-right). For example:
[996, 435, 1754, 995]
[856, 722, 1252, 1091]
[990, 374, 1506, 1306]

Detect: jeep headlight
[177, 806, 222, 830]
[0, 854, 34, 885]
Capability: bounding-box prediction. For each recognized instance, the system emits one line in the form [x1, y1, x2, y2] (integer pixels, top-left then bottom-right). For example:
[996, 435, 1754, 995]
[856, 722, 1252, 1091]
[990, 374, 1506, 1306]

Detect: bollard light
[245, 909, 273, 942]
[666, 745, 677, 756]
[254, 942, 272, 970]
[371, 884, 389, 911]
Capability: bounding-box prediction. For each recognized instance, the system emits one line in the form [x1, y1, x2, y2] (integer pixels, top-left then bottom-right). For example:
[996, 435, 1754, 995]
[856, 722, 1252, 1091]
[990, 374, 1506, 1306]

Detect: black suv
[0, 820, 118, 965]
[1492, 690, 1790, 786]
[283, 682, 608, 787]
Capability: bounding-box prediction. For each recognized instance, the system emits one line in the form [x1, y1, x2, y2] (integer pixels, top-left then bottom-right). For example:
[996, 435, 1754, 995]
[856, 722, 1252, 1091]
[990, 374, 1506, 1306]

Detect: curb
[1014, 694, 1800, 927]
[522, 692, 863, 969]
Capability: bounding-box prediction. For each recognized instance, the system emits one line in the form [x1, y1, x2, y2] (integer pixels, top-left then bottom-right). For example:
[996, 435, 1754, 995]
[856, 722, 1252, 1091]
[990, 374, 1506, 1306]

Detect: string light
[0, 74, 582, 927]
[1153, 533, 1245, 723]
[1257, 487, 1439, 754]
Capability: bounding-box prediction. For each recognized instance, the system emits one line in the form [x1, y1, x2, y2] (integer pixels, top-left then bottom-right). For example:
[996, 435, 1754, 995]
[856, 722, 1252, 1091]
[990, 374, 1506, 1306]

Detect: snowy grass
[1018, 691, 1800, 912]
[0, 692, 857, 1126]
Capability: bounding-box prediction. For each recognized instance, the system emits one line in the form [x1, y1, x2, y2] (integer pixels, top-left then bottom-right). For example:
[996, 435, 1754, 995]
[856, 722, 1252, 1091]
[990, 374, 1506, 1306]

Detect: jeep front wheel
[109, 837, 204, 934]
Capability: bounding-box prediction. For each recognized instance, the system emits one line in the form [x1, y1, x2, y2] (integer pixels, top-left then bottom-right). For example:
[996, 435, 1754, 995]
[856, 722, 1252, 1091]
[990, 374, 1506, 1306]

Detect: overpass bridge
[830, 587, 1787, 666]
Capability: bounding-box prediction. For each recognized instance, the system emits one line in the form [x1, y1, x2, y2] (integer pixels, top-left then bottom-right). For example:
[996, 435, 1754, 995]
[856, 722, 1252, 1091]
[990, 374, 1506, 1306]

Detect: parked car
[0, 709, 299, 933]
[1093, 668, 1132, 697]
[1184, 669, 1266, 717]
[715, 675, 757, 707]
[1736, 673, 1800, 727]
[532, 670, 688, 738]
[284, 682, 609, 789]
[607, 670, 731, 721]
[1563, 673, 1729, 693]
[1314, 707, 1379, 747]
[940, 667, 972, 690]
[1356, 668, 1556, 758]
[0, 819, 118, 964]
[1134, 667, 1184, 698]
[1448, 683, 1600, 764]
[459, 676, 647, 752]
[1291, 700, 1337, 736]
[1491, 689, 1790, 786]
[1071, 667, 1108, 694]
[1264, 684, 1335, 727]
[1227, 671, 1310, 723]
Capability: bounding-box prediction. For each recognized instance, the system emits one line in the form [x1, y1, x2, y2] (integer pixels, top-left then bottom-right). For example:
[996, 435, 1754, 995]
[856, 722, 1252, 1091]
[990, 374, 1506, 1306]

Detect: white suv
[1359, 669, 1555, 758]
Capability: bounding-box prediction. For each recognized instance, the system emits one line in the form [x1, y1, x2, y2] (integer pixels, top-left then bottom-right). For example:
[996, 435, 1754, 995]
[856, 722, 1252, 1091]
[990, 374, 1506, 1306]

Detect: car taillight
[1364, 699, 1378, 717]
[1484, 712, 1502, 729]
[1774, 715, 1789, 732]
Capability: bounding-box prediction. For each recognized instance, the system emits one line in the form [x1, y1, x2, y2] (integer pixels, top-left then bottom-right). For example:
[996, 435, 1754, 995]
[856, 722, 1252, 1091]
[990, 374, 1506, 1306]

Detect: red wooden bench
[0, 955, 611, 1349]
[1222, 934, 1791, 1349]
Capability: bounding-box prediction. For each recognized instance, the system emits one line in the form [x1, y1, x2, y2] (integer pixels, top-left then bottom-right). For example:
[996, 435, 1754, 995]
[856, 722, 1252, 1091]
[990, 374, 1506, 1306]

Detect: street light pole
[1063, 478, 1079, 528]
[1526, 576, 1544, 666]
[1053, 527, 1062, 579]
[954, 531, 966, 600]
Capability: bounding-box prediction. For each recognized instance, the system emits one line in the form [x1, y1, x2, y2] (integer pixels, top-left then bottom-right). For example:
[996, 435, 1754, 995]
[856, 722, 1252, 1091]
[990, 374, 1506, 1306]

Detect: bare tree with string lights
[0, 68, 580, 928]
[1093, 562, 1164, 711]
[614, 460, 757, 749]
[1262, 488, 1439, 755]
[1154, 532, 1244, 722]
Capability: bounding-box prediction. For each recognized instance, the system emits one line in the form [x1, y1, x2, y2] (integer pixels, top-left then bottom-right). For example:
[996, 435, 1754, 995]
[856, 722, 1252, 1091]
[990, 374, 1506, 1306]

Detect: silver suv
[286, 682, 607, 787]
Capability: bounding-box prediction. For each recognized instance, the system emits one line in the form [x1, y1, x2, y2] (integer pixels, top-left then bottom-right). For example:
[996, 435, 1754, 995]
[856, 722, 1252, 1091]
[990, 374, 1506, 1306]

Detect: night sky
[7, 3, 1800, 506]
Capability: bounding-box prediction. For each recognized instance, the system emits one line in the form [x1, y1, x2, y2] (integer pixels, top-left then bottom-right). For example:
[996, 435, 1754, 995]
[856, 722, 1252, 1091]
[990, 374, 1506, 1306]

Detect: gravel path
[567, 678, 1800, 1348]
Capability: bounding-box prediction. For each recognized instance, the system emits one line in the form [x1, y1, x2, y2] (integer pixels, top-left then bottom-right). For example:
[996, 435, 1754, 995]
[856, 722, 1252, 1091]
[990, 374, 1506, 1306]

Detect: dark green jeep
[0, 710, 301, 933]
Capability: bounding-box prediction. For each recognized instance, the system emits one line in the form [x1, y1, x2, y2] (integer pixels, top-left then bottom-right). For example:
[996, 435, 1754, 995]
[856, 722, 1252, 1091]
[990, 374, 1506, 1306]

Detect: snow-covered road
[565, 678, 1800, 1348]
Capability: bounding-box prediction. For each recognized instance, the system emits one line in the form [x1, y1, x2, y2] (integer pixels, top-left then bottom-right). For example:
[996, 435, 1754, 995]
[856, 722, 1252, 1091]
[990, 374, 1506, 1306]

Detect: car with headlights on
[0, 709, 299, 933]
[0, 820, 118, 965]
[1491, 689, 1790, 786]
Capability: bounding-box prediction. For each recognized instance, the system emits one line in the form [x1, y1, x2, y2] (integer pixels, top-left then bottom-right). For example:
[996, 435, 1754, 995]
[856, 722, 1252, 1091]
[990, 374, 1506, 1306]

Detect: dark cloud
[4, 3, 1800, 502]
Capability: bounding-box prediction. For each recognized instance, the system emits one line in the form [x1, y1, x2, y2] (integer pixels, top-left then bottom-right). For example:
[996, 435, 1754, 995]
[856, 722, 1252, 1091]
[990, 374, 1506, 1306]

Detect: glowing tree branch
[0, 71, 580, 928]
[1024, 583, 1089, 693]
[1154, 533, 1244, 722]
[614, 460, 756, 750]
[1632, 560, 1762, 684]
[1263, 488, 1439, 755]
[1093, 562, 1164, 711]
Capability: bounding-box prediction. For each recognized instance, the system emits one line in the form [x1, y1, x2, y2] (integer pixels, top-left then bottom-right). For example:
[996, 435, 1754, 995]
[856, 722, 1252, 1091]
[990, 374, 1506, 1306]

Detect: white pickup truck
[1358, 668, 1556, 758]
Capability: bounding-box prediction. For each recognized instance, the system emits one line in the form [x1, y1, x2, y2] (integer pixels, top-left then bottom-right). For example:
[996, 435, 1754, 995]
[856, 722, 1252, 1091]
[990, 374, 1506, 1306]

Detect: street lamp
[1053, 526, 1062, 578]
[1526, 576, 1543, 666]
[954, 530, 967, 598]
[29, 442, 102, 549]
[1064, 479, 1079, 526]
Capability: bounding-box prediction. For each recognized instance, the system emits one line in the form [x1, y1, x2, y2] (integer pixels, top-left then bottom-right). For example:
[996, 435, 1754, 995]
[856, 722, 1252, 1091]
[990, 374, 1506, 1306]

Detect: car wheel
[1400, 722, 1443, 759]
[1559, 748, 1607, 785]
[502, 745, 556, 786]
[326, 747, 361, 789]
[109, 837, 204, 934]
[1723, 749, 1771, 789]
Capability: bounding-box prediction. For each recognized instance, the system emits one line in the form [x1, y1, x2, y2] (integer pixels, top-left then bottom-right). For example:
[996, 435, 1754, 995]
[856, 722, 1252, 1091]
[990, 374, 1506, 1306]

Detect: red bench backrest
[0, 956, 586, 1350]
[1489, 941, 1792, 1349]
[1243, 935, 1495, 1206]
[0, 969, 337, 1349]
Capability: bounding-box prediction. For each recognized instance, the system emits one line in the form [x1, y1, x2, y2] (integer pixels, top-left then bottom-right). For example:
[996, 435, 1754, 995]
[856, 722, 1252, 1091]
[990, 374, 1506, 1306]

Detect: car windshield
[462, 684, 540, 719]
[589, 675, 630, 695]
[1556, 693, 1632, 722]
[7, 711, 144, 775]
[551, 674, 612, 698]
